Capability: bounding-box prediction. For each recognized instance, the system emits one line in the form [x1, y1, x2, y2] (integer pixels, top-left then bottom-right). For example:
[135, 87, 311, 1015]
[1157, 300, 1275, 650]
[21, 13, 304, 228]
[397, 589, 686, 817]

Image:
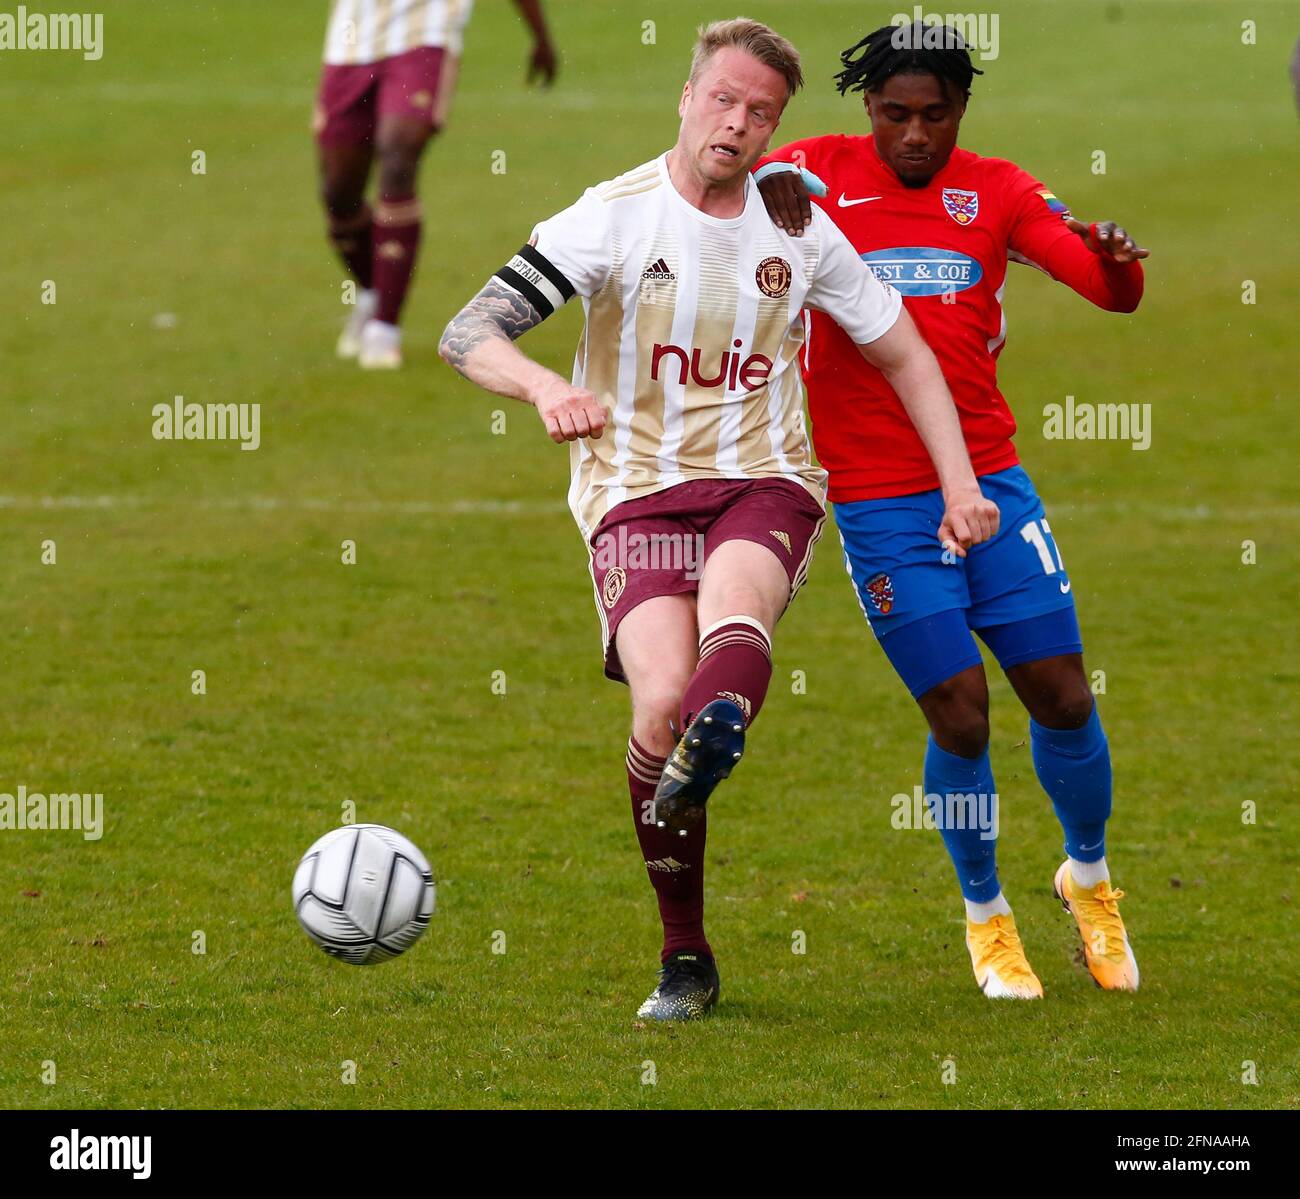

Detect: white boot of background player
[358, 318, 403, 370]
[336, 288, 378, 360]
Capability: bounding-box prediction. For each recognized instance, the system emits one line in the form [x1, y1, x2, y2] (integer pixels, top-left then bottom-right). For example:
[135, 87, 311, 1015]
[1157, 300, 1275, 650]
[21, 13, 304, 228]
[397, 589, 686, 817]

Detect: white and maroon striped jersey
[323, 0, 475, 66]
[494, 153, 903, 540]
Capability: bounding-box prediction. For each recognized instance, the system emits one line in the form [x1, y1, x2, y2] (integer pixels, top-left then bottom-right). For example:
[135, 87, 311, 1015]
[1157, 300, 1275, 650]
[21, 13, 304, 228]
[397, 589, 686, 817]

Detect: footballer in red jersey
[315, 0, 558, 369]
[755, 22, 1148, 999]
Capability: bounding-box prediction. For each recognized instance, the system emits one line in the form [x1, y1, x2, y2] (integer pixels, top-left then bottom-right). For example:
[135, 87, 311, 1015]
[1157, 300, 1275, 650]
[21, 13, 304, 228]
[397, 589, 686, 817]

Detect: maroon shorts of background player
[314, 46, 458, 144]
[588, 477, 826, 683]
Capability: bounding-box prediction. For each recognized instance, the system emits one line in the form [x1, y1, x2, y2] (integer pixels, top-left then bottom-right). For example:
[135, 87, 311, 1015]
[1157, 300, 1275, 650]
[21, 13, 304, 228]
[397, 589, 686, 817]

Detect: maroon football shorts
[314, 46, 459, 144]
[587, 477, 827, 683]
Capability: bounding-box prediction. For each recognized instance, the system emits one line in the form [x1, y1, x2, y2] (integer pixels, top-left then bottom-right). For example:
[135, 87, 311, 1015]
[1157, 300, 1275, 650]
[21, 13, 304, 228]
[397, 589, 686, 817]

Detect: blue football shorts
[834, 465, 1084, 699]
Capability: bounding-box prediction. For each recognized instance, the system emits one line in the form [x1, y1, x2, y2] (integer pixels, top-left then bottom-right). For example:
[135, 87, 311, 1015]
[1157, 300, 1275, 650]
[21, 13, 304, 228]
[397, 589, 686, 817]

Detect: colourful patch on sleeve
[1038, 189, 1071, 217]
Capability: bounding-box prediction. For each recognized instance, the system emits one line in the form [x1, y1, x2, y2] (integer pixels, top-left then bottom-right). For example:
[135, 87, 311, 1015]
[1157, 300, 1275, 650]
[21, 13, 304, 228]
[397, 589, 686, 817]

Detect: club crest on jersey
[865, 571, 895, 614]
[755, 256, 793, 298]
[942, 188, 980, 226]
[602, 566, 627, 609]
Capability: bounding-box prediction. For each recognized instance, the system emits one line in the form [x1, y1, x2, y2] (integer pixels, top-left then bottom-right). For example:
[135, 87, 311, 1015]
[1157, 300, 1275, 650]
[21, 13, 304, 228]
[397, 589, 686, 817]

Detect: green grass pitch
[1, 0, 1296, 1109]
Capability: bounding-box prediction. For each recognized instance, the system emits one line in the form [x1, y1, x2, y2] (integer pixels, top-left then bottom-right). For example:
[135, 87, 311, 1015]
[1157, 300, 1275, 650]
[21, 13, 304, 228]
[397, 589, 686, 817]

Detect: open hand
[1065, 217, 1149, 262]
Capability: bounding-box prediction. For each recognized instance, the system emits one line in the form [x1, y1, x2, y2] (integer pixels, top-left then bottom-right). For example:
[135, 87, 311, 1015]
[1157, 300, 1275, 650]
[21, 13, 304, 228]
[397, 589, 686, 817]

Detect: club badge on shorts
[865, 571, 895, 614]
[755, 256, 792, 298]
[602, 565, 627, 609]
[941, 188, 979, 226]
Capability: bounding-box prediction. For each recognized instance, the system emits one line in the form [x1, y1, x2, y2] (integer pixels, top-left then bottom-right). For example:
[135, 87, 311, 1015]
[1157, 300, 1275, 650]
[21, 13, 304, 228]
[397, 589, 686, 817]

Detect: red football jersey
[758, 135, 1143, 501]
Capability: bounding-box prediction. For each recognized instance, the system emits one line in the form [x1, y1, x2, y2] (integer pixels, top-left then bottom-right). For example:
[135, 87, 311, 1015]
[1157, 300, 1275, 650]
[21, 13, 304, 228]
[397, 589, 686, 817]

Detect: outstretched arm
[1013, 212, 1148, 313]
[439, 278, 551, 401]
[439, 279, 605, 443]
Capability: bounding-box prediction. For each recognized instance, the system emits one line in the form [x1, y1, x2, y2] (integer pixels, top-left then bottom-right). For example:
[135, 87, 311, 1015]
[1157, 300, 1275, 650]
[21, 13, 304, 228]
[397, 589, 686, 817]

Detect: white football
[292, 824, 435, 965]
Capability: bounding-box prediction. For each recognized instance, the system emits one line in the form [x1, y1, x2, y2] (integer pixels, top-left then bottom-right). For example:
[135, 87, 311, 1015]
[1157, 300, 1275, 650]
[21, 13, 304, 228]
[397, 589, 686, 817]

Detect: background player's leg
[317, 136, 378, 359]
[913, 656, 1005, 917]
[998, 642, 1137, 990]
[617, 595, 710, 962]
[970, 464, 1137, 990]
[319, 140, 375, 288]
[836, 492, 1037, 995]
[963, 468, 1115, 887]
[878, 613, 1040, 997]
[361, 113, 434, 366]
[872, 606, 1003, 915]
[1004, 649, 1112, 885]
[917, 660, 990, 758]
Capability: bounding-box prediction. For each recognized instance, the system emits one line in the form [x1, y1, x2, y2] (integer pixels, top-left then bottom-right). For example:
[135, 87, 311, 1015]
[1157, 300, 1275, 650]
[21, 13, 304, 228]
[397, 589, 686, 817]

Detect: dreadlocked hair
[834, 22, 984, 99]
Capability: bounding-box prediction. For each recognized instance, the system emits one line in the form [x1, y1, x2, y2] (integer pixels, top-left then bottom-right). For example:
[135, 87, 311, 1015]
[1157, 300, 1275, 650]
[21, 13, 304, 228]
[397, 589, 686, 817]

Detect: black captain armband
[494, 244, 576, 319]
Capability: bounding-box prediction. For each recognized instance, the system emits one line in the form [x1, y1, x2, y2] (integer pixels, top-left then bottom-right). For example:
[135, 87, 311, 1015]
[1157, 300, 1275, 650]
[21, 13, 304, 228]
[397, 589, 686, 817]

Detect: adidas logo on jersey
[768, 530, 791, 554]
[641, 257, 675, 283]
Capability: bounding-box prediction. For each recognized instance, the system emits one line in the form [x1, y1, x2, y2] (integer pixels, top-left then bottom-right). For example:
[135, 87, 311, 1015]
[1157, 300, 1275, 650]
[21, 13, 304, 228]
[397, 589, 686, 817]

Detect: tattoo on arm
[439, 279, 546, 375]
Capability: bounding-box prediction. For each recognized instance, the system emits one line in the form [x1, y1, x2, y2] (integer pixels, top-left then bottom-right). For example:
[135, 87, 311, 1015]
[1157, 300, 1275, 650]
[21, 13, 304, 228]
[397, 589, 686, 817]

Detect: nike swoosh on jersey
[1059, 580, 1072, 594]
[837, 194, 883, 207]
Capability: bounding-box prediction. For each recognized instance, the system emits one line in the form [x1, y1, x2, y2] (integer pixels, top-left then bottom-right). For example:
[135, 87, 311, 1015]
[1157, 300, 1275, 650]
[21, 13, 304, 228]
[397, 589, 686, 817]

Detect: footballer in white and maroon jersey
[755, 21, 1148, 999]
[437, 21, 995, 1021]
[314, 0, 557, 369]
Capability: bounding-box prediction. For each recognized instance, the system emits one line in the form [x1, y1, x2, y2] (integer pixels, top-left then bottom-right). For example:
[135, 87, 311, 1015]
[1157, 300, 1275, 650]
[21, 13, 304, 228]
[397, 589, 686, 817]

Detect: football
[292, 824, 435, 965]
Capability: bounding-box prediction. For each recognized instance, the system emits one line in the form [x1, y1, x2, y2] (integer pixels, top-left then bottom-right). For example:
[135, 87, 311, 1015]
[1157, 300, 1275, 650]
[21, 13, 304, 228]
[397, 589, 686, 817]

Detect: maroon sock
[372, 193, 423, 325]
[328, 204, 373, 290]
[680, 616, 773, 730]
[627, 736, 710, 962]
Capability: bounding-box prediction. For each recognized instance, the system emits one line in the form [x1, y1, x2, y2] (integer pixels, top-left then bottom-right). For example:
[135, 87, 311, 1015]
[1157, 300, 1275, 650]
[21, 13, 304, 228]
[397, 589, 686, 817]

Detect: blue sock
[923, 736, 1001, 903]
[1030, 702, 1112, 862]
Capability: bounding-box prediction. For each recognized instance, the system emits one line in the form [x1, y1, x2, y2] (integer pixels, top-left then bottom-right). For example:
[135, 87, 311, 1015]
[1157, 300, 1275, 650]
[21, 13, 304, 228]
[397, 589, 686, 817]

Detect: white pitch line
[0, 495, 1296, 521]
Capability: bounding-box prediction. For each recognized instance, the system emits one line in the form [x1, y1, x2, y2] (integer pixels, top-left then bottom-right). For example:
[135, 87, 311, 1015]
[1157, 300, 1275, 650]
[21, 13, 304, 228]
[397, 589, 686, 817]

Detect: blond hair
[689, 17, 804, 101]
